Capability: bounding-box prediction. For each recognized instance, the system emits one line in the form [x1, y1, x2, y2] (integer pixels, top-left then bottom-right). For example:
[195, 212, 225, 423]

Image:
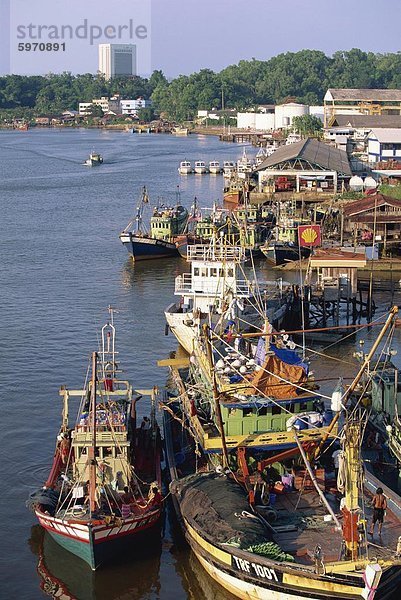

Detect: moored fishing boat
[209, 160, 222, 174]
[27, 310, 163, 570]
[261, 241, 311, 266]
[178, 160, 193, 174]
[232, 203, 275, 257]
[119, 187, 188, 261]
[261, 213, 315, 266]
[194, 160, 208, 174]
[161, 307, 401, 599]
[237, 147, 255, 179]
[165, 236, 289, 354]
[223, 161, 236, 178]
[174, 204, 235, 259]
[223, 178, 245, 206]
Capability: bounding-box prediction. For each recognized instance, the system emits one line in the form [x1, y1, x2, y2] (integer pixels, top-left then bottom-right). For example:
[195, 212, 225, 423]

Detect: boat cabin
[60, 379, 133, 489]
[150, 205, 188, 241]
[174, 244, 252, 314]
[371, 365, 401, 420]
[220, 395, 323, 438]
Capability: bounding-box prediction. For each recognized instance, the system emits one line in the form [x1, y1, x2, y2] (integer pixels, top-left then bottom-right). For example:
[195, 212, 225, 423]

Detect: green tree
[148, 70, 168, 92]
[137, 107, 155, 122]
[1, 49, 401, 118]
[86, 104, 104, 118]
[292, 114, 323, 137]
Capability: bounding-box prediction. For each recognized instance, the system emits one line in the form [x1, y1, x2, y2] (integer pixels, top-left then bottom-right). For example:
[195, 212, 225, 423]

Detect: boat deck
[271, 488, 400, 565]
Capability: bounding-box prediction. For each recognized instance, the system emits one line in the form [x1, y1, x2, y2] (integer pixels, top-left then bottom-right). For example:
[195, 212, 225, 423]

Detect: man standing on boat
[369, 487, 387, 537]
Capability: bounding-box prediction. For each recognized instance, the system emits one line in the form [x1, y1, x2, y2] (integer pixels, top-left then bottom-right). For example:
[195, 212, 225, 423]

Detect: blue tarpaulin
[270, 344, 308, 374]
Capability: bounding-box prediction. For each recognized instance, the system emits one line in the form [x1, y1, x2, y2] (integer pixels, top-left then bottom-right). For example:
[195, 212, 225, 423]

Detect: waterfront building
[256, 137, 352, 193]
[120, 97, 152, 115]
[237, 111, 275, 130]
[324, 88, 401, 128]
[236, 103, 323, 131]
[367, 128, 401, 164]
[343, 193, 401, 253]
[98, 44, 137, 79]
[78, 96, 121, 115]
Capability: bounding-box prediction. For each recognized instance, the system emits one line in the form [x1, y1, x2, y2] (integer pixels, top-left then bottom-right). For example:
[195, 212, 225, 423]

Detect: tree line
[1, 48, 401, 119]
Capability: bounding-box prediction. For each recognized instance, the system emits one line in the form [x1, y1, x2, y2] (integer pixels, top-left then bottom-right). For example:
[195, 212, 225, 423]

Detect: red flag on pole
[298, 225, 321, 248]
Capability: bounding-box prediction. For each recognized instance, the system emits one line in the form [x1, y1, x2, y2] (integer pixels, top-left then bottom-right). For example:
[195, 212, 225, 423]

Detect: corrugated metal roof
[326, 88, 401, 101]
[329, 115, 401, 128]
[255, 138, 352, 176]
[368, 128, 401, 143]
[343, 193, 401, 216]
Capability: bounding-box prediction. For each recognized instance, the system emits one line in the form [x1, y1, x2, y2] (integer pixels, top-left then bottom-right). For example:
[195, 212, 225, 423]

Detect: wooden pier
[219, 132, 268, 144]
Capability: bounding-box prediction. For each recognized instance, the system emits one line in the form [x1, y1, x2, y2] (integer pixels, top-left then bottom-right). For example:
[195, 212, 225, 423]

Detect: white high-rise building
[98, 44, 137, 79]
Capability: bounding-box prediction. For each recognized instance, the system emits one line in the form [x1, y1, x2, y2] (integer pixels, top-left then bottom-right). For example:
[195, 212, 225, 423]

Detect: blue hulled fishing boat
[119, 187, 189, 261]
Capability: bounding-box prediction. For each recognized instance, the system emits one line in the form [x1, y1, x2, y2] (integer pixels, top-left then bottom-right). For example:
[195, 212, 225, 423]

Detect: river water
[1, 129, 401, 600]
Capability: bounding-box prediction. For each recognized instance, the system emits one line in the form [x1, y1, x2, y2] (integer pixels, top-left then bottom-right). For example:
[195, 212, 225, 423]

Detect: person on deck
[369, 487, 387, 536]
[121, 485, 134, 504]
[121, 486, 134, 519]
[147, 485, 162, 508]
[59, 433, 70, 465]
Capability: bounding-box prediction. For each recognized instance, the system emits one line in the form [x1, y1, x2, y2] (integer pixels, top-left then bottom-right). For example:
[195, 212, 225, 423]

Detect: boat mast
[101, 305, 117, 380]
[342, 418, 362, 560]
[89, 351, 98, 515]
[135, 186, 148, 234]
[203, 324, 229, 468]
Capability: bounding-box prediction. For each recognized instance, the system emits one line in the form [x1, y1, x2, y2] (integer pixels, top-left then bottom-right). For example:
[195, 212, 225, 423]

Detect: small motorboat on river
[84, 152, 103, 166]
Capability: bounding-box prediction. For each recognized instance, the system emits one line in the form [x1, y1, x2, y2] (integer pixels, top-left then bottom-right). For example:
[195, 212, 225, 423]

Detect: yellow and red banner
[298, 224, 321, 248]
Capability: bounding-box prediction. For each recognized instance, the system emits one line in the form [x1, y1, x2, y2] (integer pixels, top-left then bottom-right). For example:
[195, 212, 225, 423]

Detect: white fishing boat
[223, 161, 236, 178]
[165, 236, 287, 354]
[178, 160, 193, 174]
[236, 148, 254, 179]
[194, 160, 207, 174]
[208, 160, 222, 174]
[255, 145, 277, 165]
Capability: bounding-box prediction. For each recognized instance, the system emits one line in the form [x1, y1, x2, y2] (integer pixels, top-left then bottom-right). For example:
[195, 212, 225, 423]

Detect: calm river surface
[1, 128, 401, 599]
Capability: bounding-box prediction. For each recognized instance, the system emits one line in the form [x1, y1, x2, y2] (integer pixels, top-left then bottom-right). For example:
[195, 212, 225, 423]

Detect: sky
[1, 0, 400, 77]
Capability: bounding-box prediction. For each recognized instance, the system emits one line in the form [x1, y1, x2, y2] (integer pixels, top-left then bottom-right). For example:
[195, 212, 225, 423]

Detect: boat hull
[120, 234, 179, 261]
[36, 508, 161, 570]
[187, 537, 370, 600]
[164, 412, 401, 600]
[262, 244, 310, 266]
[165, 308, 198, 354]
[179, 167, 193, 174]
[223, 190, 242, 206]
